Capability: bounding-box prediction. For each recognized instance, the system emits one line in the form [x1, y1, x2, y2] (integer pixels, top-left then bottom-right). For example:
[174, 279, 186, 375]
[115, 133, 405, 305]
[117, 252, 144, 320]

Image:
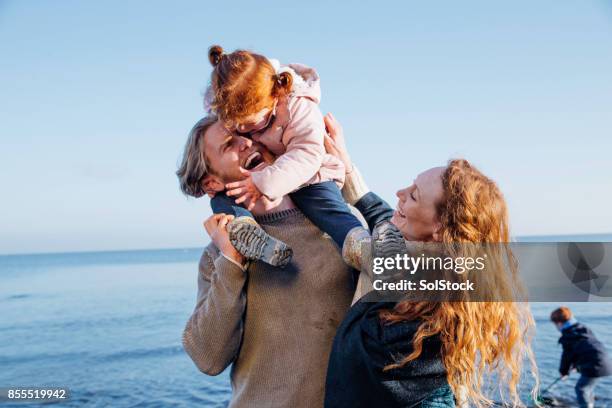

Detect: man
[551, 306, 612, 408]
[176, 115, 355, 407]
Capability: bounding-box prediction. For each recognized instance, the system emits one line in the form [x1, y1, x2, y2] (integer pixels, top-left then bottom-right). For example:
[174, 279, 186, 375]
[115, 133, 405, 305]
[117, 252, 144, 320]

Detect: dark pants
[290, 181, 363, 249]
[211, 192, 252, 219]
[575, 375, 598, 408]
[210, 181, 363, 249]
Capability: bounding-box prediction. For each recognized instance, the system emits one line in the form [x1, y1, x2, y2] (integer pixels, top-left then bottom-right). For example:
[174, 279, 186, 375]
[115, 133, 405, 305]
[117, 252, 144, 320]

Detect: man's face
[203, 121, 273, 185]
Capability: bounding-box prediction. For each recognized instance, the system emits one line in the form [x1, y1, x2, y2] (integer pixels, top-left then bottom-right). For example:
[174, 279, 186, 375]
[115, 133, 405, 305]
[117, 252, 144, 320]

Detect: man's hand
[323, 113, 353, 173]
[203, 214, 245, 265]
[560, 375, 569, 381]
[225, 167, 262, 211]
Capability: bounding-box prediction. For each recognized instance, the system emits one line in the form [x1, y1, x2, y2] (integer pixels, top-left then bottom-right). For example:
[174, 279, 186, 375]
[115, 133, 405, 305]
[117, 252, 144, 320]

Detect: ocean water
[1, 244, 611, 407]
[0, 249, 231, 407]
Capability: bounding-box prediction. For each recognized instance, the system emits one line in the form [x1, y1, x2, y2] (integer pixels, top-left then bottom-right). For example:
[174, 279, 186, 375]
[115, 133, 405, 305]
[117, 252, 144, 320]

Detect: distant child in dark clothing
[551, 306, 612, 408]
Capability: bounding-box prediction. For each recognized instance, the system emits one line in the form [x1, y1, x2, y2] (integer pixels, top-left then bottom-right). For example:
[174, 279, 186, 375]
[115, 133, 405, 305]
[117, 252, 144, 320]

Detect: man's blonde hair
[176, 115, 217, 197]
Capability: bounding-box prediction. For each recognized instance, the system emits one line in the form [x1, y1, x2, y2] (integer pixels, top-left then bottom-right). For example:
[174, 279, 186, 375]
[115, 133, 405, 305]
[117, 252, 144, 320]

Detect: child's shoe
[372, 221, 408, 260]
[342, 226, 372, 272]
[227, 217, 293, 267]
[342, 222, 408, 275]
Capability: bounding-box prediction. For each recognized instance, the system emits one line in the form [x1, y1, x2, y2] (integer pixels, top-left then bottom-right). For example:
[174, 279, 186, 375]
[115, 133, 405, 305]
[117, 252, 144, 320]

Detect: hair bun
[276, 71, 293, 92]
[208, 45, 224, 67]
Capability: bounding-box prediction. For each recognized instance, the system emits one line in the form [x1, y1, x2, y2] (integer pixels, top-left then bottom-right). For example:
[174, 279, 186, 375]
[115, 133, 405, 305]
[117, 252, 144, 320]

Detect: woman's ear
[432, 222, 443, 242]
[202, 174, 225, 196]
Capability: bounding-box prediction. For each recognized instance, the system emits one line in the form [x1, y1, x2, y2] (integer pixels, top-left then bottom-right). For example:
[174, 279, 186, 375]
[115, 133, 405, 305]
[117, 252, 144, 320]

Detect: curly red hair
[380, 159, 538, 407]
[206, 45, 292, 127]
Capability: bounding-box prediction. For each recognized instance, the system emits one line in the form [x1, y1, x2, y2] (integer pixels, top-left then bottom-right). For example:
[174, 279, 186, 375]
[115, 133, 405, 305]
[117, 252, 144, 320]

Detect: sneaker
[342, 226, 371, 271]
[227, 218, 293, 267]
[372, 221, 408, 260]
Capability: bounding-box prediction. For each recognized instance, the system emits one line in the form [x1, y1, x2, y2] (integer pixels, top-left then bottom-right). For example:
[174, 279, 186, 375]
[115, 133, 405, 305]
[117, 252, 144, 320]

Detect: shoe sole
[372, 221, 408, 260]
[228, 222, 293, 267]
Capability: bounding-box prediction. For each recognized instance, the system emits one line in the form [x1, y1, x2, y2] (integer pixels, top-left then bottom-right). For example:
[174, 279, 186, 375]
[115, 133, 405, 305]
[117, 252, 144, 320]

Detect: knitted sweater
[182, 208, 355, 408]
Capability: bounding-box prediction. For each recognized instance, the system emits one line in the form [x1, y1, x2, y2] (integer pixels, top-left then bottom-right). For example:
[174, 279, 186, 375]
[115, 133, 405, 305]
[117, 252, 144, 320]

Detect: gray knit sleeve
[182, 246, 247, 375]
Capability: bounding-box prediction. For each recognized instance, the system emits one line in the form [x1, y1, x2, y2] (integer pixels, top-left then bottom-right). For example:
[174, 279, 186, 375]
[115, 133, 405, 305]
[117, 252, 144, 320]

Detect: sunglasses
[235, 100, 278, 137]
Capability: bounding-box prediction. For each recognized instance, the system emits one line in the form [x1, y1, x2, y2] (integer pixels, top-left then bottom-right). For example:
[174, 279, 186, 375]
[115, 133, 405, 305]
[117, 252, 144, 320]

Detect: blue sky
[1, 1, 611, 254]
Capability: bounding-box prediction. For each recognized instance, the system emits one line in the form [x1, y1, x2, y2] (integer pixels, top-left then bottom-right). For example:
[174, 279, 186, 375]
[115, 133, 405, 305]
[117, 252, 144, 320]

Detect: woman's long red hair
[380, 159, 538, 407]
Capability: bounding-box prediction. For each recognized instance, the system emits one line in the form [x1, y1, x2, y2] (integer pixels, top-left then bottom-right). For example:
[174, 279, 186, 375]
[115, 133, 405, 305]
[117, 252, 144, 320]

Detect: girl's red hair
[207, 45, 292, 126]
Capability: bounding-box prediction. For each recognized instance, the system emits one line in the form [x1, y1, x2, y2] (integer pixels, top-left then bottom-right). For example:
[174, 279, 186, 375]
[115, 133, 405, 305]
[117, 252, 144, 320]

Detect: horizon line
[2, 231, 612, 257]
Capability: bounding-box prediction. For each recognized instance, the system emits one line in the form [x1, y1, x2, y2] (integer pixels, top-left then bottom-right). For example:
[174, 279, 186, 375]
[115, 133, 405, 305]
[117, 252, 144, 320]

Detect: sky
[1, 0, 611, 254]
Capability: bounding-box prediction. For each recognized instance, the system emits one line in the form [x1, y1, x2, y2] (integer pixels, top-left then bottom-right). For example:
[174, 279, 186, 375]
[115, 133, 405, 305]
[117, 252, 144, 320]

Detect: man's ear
[432, 222, 443, 242]
[202, 174, 224, 197]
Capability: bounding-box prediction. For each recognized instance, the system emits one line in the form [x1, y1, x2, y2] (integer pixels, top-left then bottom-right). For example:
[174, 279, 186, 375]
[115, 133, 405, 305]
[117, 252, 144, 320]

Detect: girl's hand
[323, 113, 352, 173]
[203, 214, 245, 265]
[225, 168, 262, 211]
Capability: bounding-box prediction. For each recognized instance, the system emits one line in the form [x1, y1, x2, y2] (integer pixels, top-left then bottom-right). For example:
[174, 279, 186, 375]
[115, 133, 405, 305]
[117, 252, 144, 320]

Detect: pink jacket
[250, 63, 345, 200]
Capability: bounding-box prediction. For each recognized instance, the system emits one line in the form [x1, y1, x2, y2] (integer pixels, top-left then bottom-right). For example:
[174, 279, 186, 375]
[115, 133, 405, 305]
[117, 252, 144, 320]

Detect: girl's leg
[289, 181, 364, 249]
[211, 192, 292, 267]
[211, 191, 254, 218]
[290, 182, 406, 255]
[290, 182, 408, 275]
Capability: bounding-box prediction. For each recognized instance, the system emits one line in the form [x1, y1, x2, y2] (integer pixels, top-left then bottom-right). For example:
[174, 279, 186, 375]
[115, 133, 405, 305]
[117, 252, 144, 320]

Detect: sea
[1, 236, 611, 407]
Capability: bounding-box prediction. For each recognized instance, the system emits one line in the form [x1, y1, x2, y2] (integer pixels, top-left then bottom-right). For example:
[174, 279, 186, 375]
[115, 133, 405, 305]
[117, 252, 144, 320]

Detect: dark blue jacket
[325, 193, 453, 407]
[558, 322, 612, 377]
[325, 300, 451, 408]
[353, 191, 395, 232]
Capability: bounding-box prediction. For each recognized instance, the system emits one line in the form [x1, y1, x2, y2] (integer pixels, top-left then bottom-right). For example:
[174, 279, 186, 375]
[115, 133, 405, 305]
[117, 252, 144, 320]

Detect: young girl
[205, 45, 372, 267]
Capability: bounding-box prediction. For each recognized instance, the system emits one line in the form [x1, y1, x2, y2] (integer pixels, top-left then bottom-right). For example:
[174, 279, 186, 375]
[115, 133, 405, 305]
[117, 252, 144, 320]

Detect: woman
[322, 113, 538, 407]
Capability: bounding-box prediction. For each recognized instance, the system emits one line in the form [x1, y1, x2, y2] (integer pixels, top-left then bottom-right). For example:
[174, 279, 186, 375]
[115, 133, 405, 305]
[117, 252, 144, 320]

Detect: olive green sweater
[182, 208, 355, 408]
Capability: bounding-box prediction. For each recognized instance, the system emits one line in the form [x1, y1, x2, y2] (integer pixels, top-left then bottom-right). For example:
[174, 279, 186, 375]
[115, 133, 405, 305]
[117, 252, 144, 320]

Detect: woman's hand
[323, 113, 352, 173]
[203, 214, 245, 265]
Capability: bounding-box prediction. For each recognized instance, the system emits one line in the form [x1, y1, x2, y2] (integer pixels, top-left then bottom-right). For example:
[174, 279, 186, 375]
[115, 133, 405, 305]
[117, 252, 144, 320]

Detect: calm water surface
[1, 244, 611, 407]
